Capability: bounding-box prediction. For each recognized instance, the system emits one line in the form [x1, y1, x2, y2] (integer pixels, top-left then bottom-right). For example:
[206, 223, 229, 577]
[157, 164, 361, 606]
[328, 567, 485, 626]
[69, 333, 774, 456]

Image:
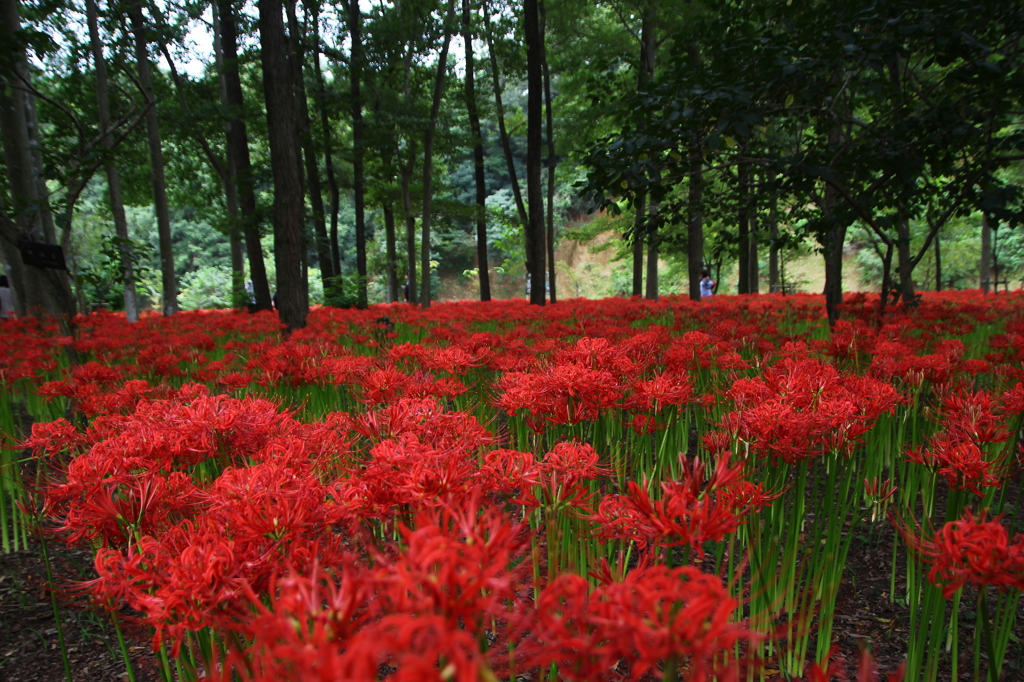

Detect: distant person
[403, 273, 410, 302]
[700, 270, 716, 299]
[0, 275, 13, 319]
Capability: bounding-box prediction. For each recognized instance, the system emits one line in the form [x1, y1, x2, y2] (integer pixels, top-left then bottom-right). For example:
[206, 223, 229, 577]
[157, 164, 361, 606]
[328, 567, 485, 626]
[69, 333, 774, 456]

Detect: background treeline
[0, 0, 1023, 330]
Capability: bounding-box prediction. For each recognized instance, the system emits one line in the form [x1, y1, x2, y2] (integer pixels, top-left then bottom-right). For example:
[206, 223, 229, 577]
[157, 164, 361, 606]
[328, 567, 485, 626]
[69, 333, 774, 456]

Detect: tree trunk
[823, 221, 847, 326]
[259, 0, 308, 330]
[0, 0, 76, 331]
[129, 2, 177, 316]
[934, 229, 942, 291]
[217, 0, 272, 311]
[687, 147, 704, 302]
[748, 216, 759, 293]
[463, 0, 490, 302]
[306, 0, 341, 283]
[736, 162, 749, 295]
[632, 196, 646, 297]
[768, 190, 779, 292]
[209, 2, 245, 307]
[980, 213, 991, 292]
[383, 201, 398, 302]
[895, 218, 915, 307]
[525, 0, 545, 305]
[484, 6, 528, 232]
[345, 0, 368, 307]
[286, 0, 334, 290]
[541, 0, 556, 304]
[419, 0, 456, 309]
[86, 0, 138, 321]
[879, 240, 893, 318]
[401, 151, 417, 304]
[645, 199, 658, 300]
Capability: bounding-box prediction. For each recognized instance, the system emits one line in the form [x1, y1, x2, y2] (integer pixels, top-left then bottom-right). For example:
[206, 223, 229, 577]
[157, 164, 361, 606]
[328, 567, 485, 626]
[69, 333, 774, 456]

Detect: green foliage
[75, 235, 154, 312]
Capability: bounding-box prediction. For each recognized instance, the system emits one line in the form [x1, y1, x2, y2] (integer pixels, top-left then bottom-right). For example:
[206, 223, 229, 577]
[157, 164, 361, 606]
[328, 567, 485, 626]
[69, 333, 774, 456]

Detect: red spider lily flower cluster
[591, 451, 778, 555]
[900, 510, 1024, 599]
[722, 357, 903, 464]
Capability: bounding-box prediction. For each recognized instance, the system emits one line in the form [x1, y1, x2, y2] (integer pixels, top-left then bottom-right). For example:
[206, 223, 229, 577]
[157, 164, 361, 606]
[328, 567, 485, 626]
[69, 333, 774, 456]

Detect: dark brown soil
[0, 538, 159, 682]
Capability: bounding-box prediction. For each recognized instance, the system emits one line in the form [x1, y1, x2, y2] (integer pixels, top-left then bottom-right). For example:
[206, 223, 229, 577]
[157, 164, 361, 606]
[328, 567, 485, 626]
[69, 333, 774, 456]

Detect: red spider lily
[496, 363, 624, 431]
[625, 371, 696, 413]
[476, 448, 539, 494]
[897, 510, 1024, 599]
[906, 438, 1004, 496]
[591, 452, 777, 555]
[22, 418, 85, 459]
[529, 564, 752, 681]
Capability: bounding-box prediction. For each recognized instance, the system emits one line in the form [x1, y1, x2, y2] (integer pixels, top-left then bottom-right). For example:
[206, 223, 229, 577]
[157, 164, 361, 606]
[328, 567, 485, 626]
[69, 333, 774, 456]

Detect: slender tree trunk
[402, 51, 417, 305]
[632, 196, 646, 296]
[401, 152, 417, 304]
[286, 0, 334, 289]
[383, 201, 398, 302]
[87, 0, 138, 321]
[420, 0, 456, 308]
[645, 199, 658, 300]
[934, 229, 942, 291]
[484, 6, 528, 231]
[748, 217, 759, 293]
[346, 0, 367, 307]
[259, 0, 308, 330]
[768, 189, 779, 291]
[525, 0, 545, 305]
[210, 7, 246, 308]
[880, 240, 893, 316]
[463, 0, 490, 301]
[217, 0, 272, 311]
[307, 0, 341, 281]
[687, 147, 704, 301]
[736, 163, 749, 295]
[981, 213, 992, 292]
[129, 2, 177, 315]
[541, 0, 556, 303]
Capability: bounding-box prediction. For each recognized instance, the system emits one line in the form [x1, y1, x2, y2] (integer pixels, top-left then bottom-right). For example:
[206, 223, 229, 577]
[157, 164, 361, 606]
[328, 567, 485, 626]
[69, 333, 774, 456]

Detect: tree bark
[209, 6, 246, 308]
[934, 229, 942, 291]
[768, 188, 779, 292]
[217, 0, 272, 311]
[86, 0, 138, 321]
[345, 0, 368, 307]
[383, 201, 398, 302]
[286, 0, 334, 290]
[129, 1, 177, 315]
[483, 6, 528, 232]
[419, 0, 457, 308]
[259, 0, 308, 330]
[0, 0, 76, 330]
[525, 0, 545, 305]
[463, 0, 490, 301]
[401, 153, 417, 304]
[645, 199, 658, 300]
[736, 162, 749, 295]
[306, 0, 342, 282]
[632, 196, 646, 297]
[895, 218, 916, 307]
[687, 147, 704, 302]
[980, 213, 992, 292]
[748, 216, 759, 293]
[541, 0, 556, 303]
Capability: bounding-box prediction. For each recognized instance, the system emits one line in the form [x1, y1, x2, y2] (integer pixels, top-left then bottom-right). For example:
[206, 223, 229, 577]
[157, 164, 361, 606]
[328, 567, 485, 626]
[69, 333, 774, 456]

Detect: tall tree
[216, 0, 272, 312]
[541, 0, 556, 303]
[419, 0, 457, 308]
[128, 0, 177, 315]
[0, 0, 76, 329]
[524, 0, 545, 305]
[286, 0, 334, 291]
[463, 0, 490, 301]
[346, 0, 368, 307]
[259, 0, 308, 330]
[86, 0, 138, 322]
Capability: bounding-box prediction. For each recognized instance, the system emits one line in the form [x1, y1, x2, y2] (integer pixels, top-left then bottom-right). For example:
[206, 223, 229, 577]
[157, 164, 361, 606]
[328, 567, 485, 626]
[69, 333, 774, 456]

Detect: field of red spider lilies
[2, 291, 1023, 682]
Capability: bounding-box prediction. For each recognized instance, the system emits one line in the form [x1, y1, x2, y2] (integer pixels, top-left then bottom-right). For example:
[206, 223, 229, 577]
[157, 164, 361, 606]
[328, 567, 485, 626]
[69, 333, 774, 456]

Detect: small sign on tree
[18, 239, 67, 271]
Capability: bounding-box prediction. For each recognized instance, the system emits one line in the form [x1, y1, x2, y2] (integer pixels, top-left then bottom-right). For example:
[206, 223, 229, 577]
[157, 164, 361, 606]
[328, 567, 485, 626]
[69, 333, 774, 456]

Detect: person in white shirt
[700, 270, 716, 299]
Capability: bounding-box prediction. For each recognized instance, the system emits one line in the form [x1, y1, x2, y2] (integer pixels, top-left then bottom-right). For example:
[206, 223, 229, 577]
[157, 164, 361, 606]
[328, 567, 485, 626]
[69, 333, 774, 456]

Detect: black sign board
[18, 239, 68, 271]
